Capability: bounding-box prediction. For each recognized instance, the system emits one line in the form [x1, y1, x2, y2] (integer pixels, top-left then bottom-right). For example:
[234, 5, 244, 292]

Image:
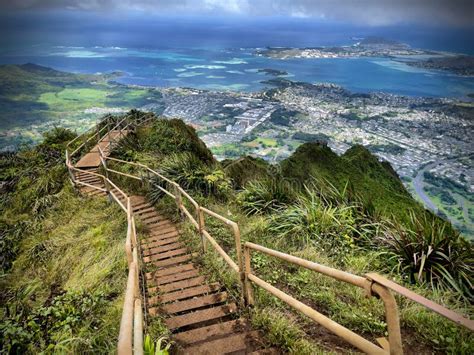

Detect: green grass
[242, 137, 278, 148]
[0, 64, 163, 148]
[39, 88, 109, 111]
[1, 188, 128, 353]
[104, 115, 474, 353]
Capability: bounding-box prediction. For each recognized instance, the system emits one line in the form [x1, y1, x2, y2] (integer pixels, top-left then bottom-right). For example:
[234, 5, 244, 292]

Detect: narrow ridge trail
[73, 133, 279, 354]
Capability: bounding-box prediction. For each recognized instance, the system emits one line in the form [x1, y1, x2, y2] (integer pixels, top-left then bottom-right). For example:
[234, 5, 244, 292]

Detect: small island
[257, 68, 288, 76]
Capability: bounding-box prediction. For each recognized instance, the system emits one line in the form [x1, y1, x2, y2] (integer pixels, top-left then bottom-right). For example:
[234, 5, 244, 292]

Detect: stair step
[165, 303, 238, 330]
[142, 215, 168, 224]
[162, 291, 228, 314]
[159, 276, 207, 293]
[150, 253, 194, 269]
[142, 236, 180, 250]
[146, 220, 174, 229]
[148, 225, 177, 235]
[174, 318, 248, 345]
[111, 189, 126, 200]
[143, 242, 184, 257]
[144, 248, 188, 263]
[133, 202, 152, 212]
[146, 263, 195, 280]
[78, 178, 102, 184]
[149, 281, 221, 304]
[149, 269, 200, 287]
[248, 348, 280, 354]
[88, 190, 107, 197]
[143, 230, 179, 247]
[137, 210, 161, 220]
[179, 331, 260, 354]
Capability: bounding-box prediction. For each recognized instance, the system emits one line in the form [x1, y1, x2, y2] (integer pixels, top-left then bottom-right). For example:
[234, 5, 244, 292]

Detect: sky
[1, 0, 473, 27]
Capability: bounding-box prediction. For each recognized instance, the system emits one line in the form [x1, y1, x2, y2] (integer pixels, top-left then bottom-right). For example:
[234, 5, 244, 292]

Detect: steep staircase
[68, 117, 474, 355]
[73, 133, 278, 354]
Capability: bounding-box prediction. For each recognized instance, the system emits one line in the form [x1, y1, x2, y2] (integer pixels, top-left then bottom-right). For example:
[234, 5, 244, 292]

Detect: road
[413, 161, 438, 212]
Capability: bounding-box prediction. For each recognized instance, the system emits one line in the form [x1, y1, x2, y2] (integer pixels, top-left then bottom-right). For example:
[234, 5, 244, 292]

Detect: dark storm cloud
[1, 0, 473, 26]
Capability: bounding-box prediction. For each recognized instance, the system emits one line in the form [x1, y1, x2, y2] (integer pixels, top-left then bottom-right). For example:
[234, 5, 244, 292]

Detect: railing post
[370, 283, 403, 355]
[174, 184, 184, 220]
[198, 207, 207, 253]
[243, 244, 254, 306]
[231, 222, 246, 303]
[100, 150, 109, 179]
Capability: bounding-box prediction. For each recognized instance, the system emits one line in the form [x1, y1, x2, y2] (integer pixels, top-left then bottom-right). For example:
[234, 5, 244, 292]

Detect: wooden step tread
[137, 210, 161, 219]
[145, 230, 180, 242]
[174, 318, 248, 345]
[165, 303, 238, 330]
[142, 236, 180, 250]
[150, 253, 194, 269]
[78, 177, 102, 183]
[143, 232, 180, 247]
[134, 206, 157, 214]
[179, 331, 260, 354]
[143, 242, 185, 257]
[248, 347, 281, 354]
[148, 225, 177, 235]
[87, 190, 107, 197]
[159, 276, 207, 293]
[145, 220, 174, 230]
[146, 263, 195, 280]
[133, 203, 152, 211]
[150, 283, 221, 304]
[144, 248, 188, 263]
[148, 269, 200, 288]
[142, 215, 168, 224]
[162, 291, 228, 314]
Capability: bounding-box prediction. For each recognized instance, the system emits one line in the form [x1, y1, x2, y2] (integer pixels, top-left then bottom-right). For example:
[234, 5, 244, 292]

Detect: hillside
[279, 142, 426, 221]
[0, 64, 163, 149]
[1, 114, 473, 353]
[0, 128, 127, 352]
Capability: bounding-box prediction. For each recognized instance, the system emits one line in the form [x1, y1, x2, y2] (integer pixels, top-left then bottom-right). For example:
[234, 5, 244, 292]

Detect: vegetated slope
[0, 64, 164, 149]
[0, 128, 127, 353]
[107, 112, 472, 354]
[0, 63, 98, 97]
[0, 64, 99, 126]
[280, 141, 425, 221]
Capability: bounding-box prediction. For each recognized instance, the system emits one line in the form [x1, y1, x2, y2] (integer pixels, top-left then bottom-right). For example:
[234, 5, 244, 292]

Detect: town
[142, 81, 473, 237]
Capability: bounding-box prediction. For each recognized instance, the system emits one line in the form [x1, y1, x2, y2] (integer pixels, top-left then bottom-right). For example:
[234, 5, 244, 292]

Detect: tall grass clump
[237, 178, 296, 215]
[377, 211, 474, 301]
[1, 128, 76, 272]
[152, 152, 231, 200]
[1, 189, 127, 353]
[268, 187, 373, 252]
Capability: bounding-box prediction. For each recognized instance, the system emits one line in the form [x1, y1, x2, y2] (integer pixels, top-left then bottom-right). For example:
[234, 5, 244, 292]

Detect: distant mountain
[0, 63, 96, 97]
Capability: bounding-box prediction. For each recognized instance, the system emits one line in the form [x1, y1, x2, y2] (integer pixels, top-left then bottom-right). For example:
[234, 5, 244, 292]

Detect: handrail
[66, 162, 143, 355]
[365, 273, 474, 331]
[244, 242, 401, 354]
[66, 113, 473, 355]
[101, 153, 245, 295]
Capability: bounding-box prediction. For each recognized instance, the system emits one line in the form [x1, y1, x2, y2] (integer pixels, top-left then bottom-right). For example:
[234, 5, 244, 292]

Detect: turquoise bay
[1, 46, 473, 98]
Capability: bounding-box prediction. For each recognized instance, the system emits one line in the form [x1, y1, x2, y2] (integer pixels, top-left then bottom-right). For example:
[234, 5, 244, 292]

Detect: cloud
[1, 0, 473, 26]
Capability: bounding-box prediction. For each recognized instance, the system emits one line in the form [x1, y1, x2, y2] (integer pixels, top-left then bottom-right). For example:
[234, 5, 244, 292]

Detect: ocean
[1, 14, 473, 98]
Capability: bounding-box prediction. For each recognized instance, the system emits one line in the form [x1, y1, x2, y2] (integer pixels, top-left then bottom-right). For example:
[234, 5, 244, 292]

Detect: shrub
[1, 290, 108, 353]
[142, 119, 214, 163]
[149, 152, 231, 201]
[268, 188, 361, 251]
[237, 179, 296, 215]
[377, 212, 474, 300]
